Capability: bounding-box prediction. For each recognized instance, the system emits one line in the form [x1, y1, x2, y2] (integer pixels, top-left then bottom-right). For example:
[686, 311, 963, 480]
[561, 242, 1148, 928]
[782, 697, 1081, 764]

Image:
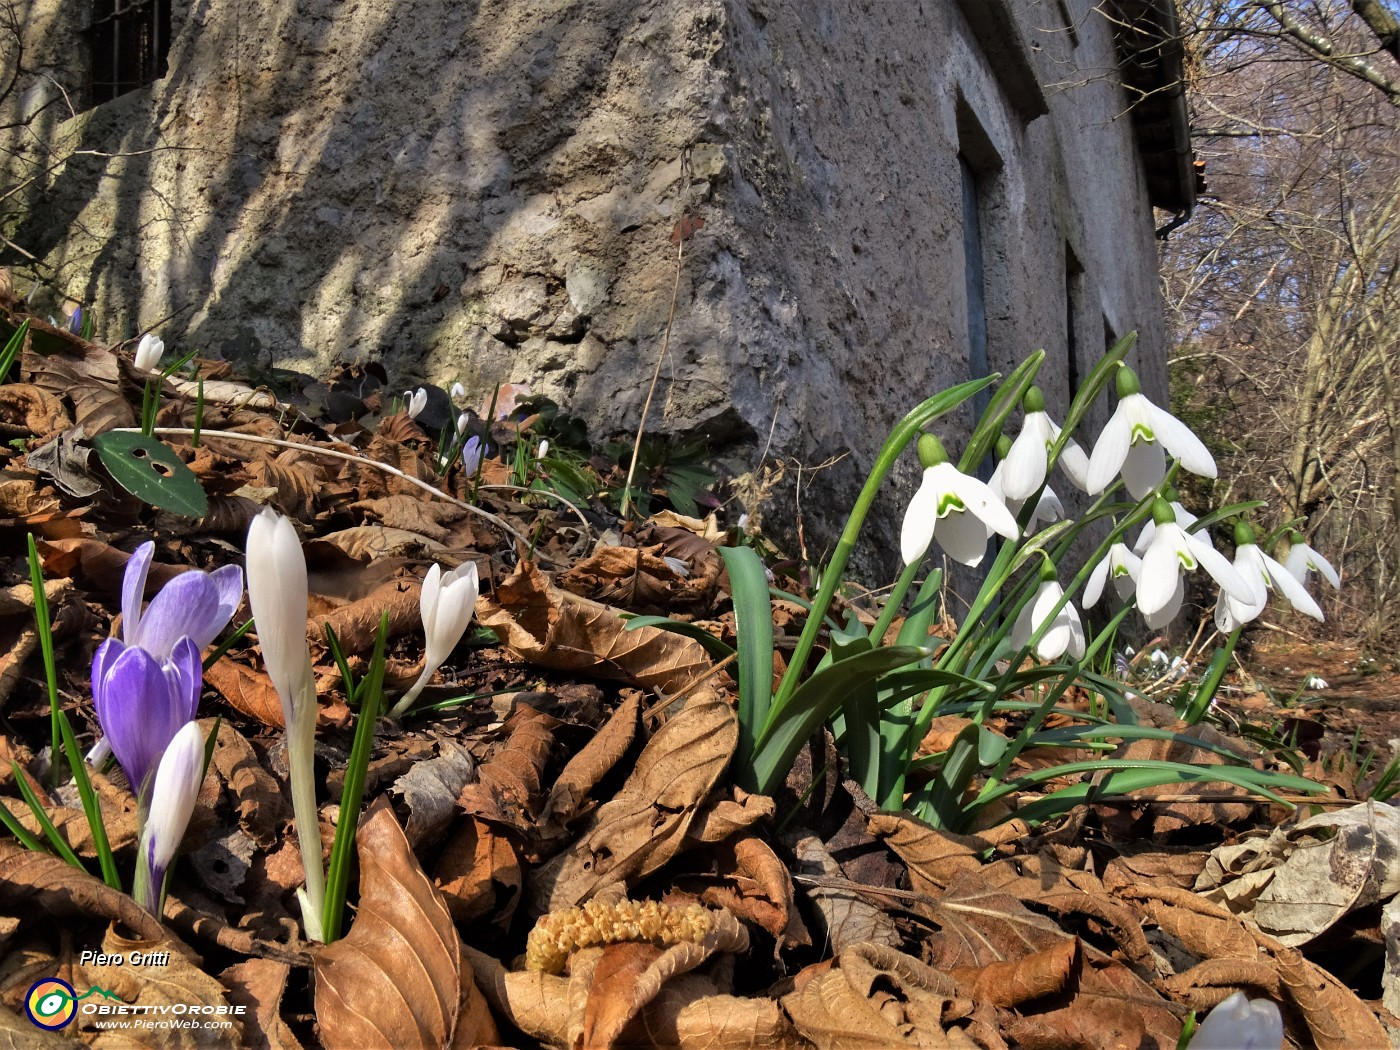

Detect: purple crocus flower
[122, 542, 243, 658]
[91, 637, 202, 796]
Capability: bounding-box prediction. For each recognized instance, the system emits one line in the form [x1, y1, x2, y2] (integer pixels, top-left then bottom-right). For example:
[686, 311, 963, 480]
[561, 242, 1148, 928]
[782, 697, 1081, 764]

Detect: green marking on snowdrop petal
[1129, 422, 1155, 446]
[1176, 549, 1197, 571]
[937, 491, 966, 517]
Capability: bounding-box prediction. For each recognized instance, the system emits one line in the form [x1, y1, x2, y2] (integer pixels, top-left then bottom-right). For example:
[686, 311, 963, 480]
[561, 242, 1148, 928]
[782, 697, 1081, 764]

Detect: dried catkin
[524, 899, 714, 973]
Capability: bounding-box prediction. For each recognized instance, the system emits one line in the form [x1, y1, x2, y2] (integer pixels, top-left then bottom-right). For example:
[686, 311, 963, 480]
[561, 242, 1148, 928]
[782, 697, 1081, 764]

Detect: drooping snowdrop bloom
[1082, 542, 1142, 608]
[405, 387, 428, 419]
[1215, 522, 1324, 633]
[91, 636, 202, 797]
[1000, 386, 1091, 499]
[1011, 566, 1085, 661]
[989, 436, 1065, 530]
[1086, 365, 1216, 499]
[450, 382, 467, 400]
[901, 434, 1019, 567]
[133, 333, 164, 372]
[1185, 990, 1284, 1050]
[1304, 675, 1329, 690]
[390, 561, 480, 717]
[1137, 499, 1255, 630]
[245, 508, 324, 940]
[121, 542, 243, 658]
[1283, 531, 1340, 591]
[135, 720, 206, 915]
[1134, 497, 1198, 555]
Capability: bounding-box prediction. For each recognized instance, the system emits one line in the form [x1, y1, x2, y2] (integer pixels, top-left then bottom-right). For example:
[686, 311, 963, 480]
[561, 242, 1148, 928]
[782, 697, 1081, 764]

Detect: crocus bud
[91, 636, 202, 797]
[406, 388, 428, 419]
[135, 720, 207, 914]
[134, 334, 164, 371]
[1186, 990, 1283, 1049]
[536, 439, 549, 461]
[460, 435, 484, 475]
[389, 562, 480, 717]
[245, 509, 314, 727]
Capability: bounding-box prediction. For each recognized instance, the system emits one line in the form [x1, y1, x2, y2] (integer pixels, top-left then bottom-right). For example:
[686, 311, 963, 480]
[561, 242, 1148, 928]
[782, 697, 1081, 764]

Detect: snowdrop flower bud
[1186, 990, 1284, 1050]
[134, 333, 164, 371]
[245, 509, 314, 728]
[1283, 531, 1340, 590]
[1138, 499, 1255, 630]
[1087, 365, 1216, 499]
[135, 720, 206, 914]
[1011, 563, 1085, 661]
[389, 562, 480, 717]
[901, 434, 1019, 567]
[406, 387, 428, 419]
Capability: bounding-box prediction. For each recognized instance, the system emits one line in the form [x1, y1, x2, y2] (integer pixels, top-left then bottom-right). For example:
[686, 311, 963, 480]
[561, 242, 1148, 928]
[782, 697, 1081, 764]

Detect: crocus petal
[900, 470, 941, 565]
[134, 334, 164, 371]
[1147, 401, 1217, 479]
[1186, 990, 1283, 1050]
[935, 508, 994, 567]
[246, 509, 314, 722]
[121, 543, 155, 648]
[1086, 403, 1133, 495]
[422, 563, 479, 671]
[97, 645, 180, 794]
[137, 720, 206, 911]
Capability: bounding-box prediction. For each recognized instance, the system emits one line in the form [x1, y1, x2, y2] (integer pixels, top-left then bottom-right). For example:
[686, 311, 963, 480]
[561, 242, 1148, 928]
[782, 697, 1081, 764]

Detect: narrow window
[87, 0, 173, 108]
[1065, 244, 1085, 399]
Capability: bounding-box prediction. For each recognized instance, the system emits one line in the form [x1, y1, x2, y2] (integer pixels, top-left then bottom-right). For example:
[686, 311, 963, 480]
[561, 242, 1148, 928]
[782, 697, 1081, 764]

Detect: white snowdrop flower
[1186, 990, 1283, 1050]
[1001, 386, 1091, 499]
[134, 333, 164, 371]
[1087, 365, 1216, 499]
[1304, 675, 1329, 690]
[1215, 522, 1324, 634]
[991, 456, 1064, 530]
[1011, 569, 1085, 661]
[1083, 543, 1141, 608]
[536, 439, 549, 461]
[450, 382, 467, 400]
[901, 434, 1019, 567]
[406, 387, 428, 419]
[1138, 500, 1255, 631]
[1133, 499, 1197, 555]
[1283, 531, 1340, 590]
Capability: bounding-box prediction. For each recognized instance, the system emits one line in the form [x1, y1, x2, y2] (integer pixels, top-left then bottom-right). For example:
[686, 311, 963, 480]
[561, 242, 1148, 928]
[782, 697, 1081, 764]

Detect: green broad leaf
[623, 615, 736, 661]
[751, 644, 930, 795]
[720, 545, 776, 788]
[93, 432, 208, 517]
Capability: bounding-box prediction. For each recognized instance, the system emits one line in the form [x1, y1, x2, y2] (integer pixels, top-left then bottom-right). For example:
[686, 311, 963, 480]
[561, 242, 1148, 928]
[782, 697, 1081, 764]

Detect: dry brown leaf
[205, 656, 293, 729]
[22, 343, 135, 434]
[312, 798, 462, 1050]
[618, 975, 807, 1050]
[1003, 999, 1146, 1050]
[781, 942, 1000, 1049]
[221, 958, 302, 1050]
[0, 841, 167, 942]
[694, 836, 808, 948]
[446, 957, 501, 1050]
[682, 789, 776, 844]
[463, 944, 587, 1048]
[458, 703, 560, 838]
[557, 543, 713, 616]
[1095, 730, 1259, 836]
[316, 578, 421, 657]
[581, 942, 667, 1048]
[317, 525, 447, 562]
[75, 925, 236, 1047]
[210, 721, 284, 850]
[790, 835, 900, 953]
[1101, 847, 1208, 894]
[527, 689, 737, 914]
[0, 1002, 73, 1047]
[434, 816, 522, 927]
[391, 741, 476, 848]
[0, 383, 69, 441]
[948, 936, 1078, 1008]
[353, 494, 467, 542]
[868, 811, 997, 896]
[539, 690, 642, 831]
[478, 562, 713, 695]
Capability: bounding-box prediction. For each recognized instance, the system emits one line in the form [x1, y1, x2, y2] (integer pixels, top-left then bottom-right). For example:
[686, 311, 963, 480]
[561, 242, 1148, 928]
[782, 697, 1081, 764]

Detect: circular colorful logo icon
[25, 978, 77, 1030]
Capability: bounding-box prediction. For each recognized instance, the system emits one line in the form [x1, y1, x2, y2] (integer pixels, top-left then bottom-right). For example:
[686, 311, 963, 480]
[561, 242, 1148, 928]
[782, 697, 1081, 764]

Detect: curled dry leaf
[539, 689, 641, 833]
[527, 689, 737, 914]
[391, 740, 476, 847]
[948, 936, 1079, 1008]
[457, 703, 560, 839]
[692, 836, 809, 948]
[353, 494, 467, 543]
[317, 525, 447, 562]
[0, 1002, 73, 1047]
[868, 811, 1002, 897]
[76, 924, 235, 1048]
[312, 798, 463, 1050]
[210, 721, 284, 850]
[1095, 730, 1258, 837]
[221, 958, 303, 1050]
[789, 834, 899, 953]
[1194, 800, 1400, 946]
[317, 578, 422, 657]
[781, 941, 1000, 1049]
[477, 562, 713, 695]
[556, 543, 716, 616]
[0, 383, 69, 442]
[0, 840, 167, 943]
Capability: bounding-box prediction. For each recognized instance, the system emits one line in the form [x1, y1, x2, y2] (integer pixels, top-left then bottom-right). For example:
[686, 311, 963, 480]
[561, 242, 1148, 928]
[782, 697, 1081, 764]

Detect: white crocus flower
[1137, 500, 1255, 630]
[1083, 542, 1141, 607]
[1001, 386, 1091, 499]
[1087, 365, 1216, 499]
[389, 562, 481, 717]
[536, 439, 549, 461]
[244, 508, 324, 941]
[135, 720, 206, 915]
[405, 387, 428, 419]
[901, 435, 1019, 567]
[1011, 572, 1085, 661]
[1283, 532, 1340, 590]
[1186, 990, 1284, 1050]
[134, 333, 164, 372]
[1215, 525, 1324, 633]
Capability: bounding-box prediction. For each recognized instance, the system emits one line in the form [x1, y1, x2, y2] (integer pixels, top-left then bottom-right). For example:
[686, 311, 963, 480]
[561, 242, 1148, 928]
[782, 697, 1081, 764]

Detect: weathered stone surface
[1, 0, 1173, 568]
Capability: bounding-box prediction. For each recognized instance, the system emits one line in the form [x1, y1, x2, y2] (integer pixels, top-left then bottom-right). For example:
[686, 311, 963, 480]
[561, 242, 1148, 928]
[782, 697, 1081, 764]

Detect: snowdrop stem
[287, 679, 326, 943]
[771, 374, 1002, 712]
[868, 561, 922, 648]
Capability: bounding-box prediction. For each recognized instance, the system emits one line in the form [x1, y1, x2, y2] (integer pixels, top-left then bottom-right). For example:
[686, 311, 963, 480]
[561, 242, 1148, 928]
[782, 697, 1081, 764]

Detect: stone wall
[1, 0, 1172, 571]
